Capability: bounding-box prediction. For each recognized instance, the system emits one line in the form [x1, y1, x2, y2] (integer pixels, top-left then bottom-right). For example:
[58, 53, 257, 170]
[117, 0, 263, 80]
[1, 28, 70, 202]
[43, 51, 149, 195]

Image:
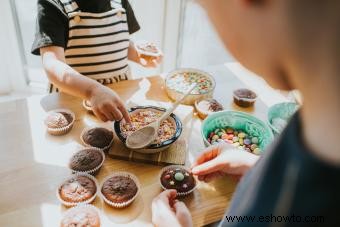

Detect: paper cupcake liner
[159, 165, 197, 197]
[82, 100, 94, 114]
[69, 147, 105, 176]
[56, 172, 99, 207]
[99, 171, 140, 208]
[45, 108, 75, 136]
[60, 204, 101, 226]
[80, 127, 114, 153]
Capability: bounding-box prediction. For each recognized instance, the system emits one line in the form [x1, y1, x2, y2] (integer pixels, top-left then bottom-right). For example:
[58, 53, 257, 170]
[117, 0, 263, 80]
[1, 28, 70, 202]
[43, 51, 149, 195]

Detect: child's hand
[152, 190, 193, 227]
[138, 54, 163, 68]
[191, 143, 259, 182]
[89, 85, 131, 123]
[128, 41, 163, 68]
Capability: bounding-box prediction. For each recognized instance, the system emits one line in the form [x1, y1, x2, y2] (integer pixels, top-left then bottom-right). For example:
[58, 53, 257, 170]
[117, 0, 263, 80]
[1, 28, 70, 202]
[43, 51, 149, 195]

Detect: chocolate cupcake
[69, 148, 105, 175]
[233, 88, 257, 108]
[60, 204, 100, 227]
[81, 127, 114, 152]
[45, 109, 75, 135]
[100, 172, 139, 208]
[57, 173, 98, 206]
[160, 165, 196, 196]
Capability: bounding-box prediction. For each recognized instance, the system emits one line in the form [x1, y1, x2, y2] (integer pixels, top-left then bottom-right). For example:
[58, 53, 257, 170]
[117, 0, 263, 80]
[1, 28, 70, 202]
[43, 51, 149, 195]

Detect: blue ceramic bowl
[267, 102, 299, 134]
[114, 106, 182, 154]
[201, 110, 274, 153]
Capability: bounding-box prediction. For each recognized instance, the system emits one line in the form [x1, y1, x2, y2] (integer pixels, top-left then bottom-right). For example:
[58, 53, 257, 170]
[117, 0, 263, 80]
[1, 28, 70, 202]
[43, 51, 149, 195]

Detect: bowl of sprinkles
[201, 111, 274, 155]
[114, 106, 182, 154]
[165, 68, 216, 105]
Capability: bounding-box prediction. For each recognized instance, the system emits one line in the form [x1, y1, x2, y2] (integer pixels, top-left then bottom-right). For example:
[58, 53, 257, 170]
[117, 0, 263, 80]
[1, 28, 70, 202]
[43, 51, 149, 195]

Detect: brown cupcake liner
[80, 127, 114, 153]
[56, 172, 99, 207]
[159, 165, 197, 197]
[82, 100, 94, 114]
[69, 147, 105, 175]
[99, 171, 140, 208]
[45, 108, 75, 136]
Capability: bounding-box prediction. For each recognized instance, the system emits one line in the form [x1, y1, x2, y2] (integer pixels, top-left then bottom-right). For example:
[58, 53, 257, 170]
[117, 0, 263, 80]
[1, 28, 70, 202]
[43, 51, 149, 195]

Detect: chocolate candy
[207, 126, 262, 155]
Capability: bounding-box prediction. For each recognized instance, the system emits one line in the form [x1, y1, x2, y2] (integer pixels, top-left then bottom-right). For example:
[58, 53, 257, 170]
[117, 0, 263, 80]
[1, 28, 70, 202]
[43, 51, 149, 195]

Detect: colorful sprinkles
[166, 72, 213, 95]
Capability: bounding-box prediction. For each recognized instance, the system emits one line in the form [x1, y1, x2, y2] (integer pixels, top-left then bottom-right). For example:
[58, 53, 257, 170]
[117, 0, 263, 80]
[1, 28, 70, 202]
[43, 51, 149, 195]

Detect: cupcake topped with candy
[160, 165, 196, 196]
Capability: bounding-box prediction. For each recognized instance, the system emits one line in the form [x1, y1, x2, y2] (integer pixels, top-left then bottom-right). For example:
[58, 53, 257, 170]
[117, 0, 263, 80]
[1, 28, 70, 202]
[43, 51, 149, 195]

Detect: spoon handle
[158, 83, 197, 123]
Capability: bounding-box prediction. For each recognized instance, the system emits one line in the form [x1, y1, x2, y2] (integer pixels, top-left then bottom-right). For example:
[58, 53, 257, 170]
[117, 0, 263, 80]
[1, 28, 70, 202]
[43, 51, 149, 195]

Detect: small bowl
[233, 88, 257, 108]
[267, 102, 299, 134]
[201, 111, 274, 153]
[113, 106, 182, 154]
[194, 98, 224, 120]
[134, 40, 162, 59]
[165, 68, 216, 105]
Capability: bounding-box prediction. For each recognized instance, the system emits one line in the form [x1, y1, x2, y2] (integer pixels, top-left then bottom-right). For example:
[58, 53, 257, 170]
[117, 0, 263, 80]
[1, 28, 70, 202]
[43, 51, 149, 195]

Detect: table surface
[0, 64, 285, 227]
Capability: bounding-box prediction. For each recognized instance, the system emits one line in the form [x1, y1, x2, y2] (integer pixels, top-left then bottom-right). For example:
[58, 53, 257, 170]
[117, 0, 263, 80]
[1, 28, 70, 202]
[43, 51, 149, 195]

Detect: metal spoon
[126, 83, 197, 149]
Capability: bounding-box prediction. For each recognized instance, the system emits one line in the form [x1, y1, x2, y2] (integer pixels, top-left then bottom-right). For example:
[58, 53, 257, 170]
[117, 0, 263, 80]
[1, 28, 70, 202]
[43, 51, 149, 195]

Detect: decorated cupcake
[135, 41, 162, 60]
[100, 172, 139, 208]
[57, 173, 98, 206]
[60, 204, 100, 227]
[69, 147, 105, 175]
[160, 165, 196, 196]
[45, 109, 75, 135]
[81, 127, 114, 152]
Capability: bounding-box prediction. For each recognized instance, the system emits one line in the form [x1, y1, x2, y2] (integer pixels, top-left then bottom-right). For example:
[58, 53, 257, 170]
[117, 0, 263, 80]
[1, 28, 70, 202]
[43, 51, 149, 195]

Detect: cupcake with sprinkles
[159, 165, 197, 196]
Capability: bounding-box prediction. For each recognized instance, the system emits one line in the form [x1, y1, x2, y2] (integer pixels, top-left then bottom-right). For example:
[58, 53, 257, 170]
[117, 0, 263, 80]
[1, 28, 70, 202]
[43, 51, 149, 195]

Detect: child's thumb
[191, 157, 224, 176]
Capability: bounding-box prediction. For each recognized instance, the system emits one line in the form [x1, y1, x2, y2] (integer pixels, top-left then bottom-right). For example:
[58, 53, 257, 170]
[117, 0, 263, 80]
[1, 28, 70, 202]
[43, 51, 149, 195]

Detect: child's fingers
[118, 104, 131, 123]
[191, 144, 221, 168]
[92, 107, 108, 122]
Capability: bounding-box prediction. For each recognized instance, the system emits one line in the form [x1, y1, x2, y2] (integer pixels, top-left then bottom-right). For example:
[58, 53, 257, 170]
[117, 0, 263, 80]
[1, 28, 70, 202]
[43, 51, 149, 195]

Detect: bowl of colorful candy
[114, 106, 182, 154]
[201, 111, 274, 155]
[267, 102, 299, 135]
[165, 68, 216, 105]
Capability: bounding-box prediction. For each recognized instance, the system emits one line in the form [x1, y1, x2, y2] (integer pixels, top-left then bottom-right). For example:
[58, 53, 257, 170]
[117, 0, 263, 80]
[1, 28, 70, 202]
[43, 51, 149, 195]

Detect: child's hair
[287, 0, 340, 63]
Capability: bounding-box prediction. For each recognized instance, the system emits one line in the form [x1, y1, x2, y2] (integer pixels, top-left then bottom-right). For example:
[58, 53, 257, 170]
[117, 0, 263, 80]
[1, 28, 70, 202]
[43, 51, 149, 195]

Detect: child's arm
[127, 41, 162, 68]
[40, 46, 130, 123]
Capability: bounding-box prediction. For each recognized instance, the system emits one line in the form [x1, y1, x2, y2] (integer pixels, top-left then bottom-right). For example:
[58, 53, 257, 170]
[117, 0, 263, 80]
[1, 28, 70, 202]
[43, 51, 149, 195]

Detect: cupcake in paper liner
[159, 165, 197, 196]
[100, 172, 140, 208]
[44, 108, 75, 136]
[57, 172, 99, 207]
[60, 204, 101, 227]
[80, 127, 114, 153]
[69, 147, 105, 176]
[82, 100, 94, 114]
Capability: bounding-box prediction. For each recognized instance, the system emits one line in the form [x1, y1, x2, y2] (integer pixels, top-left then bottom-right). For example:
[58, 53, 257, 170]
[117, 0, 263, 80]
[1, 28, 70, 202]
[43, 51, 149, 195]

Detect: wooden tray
[108, 101, 194, 166]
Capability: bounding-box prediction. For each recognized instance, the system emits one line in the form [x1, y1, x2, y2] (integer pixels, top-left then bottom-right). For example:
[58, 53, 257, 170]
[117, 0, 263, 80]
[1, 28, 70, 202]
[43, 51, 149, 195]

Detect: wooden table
[0, 64, 284, 227]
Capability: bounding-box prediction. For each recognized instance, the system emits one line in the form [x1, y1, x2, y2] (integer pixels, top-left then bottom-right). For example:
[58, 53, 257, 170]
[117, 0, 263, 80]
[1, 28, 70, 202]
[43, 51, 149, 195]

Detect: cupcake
[135, 41, 162, 60]
[60, 204, 100, 227]
[100, 172, 139, 208]
[82, 100, 93, 114]
[57, 173, 98, 206]
[69, 147, 105, 175]
[233, 88, 257, 108]
[195, 98, 224, 119]
[160, 165, 196, 196]
[45, 109, 75, 135]
[81, 127, 114, 152]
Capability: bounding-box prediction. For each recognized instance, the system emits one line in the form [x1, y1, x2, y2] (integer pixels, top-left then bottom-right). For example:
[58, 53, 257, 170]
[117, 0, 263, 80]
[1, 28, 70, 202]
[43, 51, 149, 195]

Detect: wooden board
[108, 101, 194, 166]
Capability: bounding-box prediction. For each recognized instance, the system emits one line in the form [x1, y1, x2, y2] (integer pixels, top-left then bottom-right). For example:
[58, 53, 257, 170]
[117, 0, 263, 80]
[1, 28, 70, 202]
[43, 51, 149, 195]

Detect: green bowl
[201, 111, 274, 153]
[267, 102, 299, 134]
